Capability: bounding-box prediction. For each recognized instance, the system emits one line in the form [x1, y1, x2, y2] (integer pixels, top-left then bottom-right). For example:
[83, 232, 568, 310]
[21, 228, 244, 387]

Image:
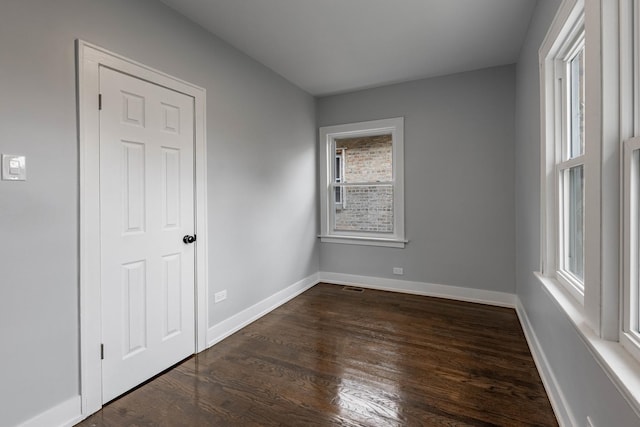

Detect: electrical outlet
[214, 290, 227, 303]
[393, 267, 404, 275]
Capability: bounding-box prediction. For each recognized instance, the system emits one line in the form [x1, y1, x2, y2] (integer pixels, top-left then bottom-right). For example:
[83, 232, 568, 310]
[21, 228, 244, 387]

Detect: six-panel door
[99, 66, 196, 403]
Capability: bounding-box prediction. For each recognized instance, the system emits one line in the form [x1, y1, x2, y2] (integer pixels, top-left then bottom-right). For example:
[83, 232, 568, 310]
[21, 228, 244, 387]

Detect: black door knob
[183, 234, 196, 244]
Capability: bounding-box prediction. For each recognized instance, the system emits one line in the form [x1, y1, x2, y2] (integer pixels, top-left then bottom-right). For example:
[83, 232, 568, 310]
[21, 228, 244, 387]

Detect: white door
[99, 66, 196, 403]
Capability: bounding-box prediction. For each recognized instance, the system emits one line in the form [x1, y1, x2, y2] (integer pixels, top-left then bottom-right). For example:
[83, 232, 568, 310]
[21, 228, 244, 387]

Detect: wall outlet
[214, 290, 227, 303]
[393, 267, 404, 275]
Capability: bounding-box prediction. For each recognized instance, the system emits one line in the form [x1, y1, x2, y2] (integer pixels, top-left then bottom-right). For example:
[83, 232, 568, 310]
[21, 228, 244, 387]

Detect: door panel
[99, 66, 195, 403]
[121, 260, 147, 358]
[161, 147, 181, 229]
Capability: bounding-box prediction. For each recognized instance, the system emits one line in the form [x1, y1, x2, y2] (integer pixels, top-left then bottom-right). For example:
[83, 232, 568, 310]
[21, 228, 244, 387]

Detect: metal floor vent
[342, 286, 365, 293]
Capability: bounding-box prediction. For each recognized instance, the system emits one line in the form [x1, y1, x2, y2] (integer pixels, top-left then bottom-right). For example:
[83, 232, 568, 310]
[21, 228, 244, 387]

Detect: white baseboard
[206, 271, 515, 349]
[516, 298, 575, 427]
[21, 274, 550, 427]
[318, 272, 516, 307]
[206, 272, 319, 347]
[17, 396, 82, 427]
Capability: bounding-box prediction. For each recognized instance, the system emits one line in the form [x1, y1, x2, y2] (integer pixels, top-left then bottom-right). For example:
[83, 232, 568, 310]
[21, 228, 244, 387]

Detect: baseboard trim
[516, 298, 575, 427]
[17, 396, 82, 427]
[22, 274, 548, 427]
[18, 275, 535, 427]
[206, 273, 319, 347]
[318, 272, 516, 307]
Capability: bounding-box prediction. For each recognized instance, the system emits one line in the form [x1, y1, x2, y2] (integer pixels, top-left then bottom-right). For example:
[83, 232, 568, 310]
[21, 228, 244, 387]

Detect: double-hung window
[319, 117, 405, 248]
[622, 0, 640, 362]
[541, 0, 640, 409]
[557, 30, 586, 298]
[540, 0, 588, 305]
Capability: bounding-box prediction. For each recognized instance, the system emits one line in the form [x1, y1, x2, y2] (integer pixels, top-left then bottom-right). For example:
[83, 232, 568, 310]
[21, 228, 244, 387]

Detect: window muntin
[319, 117, 405, 247]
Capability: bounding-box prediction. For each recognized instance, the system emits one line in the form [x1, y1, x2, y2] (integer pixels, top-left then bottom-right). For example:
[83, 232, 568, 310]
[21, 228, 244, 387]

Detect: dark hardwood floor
[77, 283, 557, 426]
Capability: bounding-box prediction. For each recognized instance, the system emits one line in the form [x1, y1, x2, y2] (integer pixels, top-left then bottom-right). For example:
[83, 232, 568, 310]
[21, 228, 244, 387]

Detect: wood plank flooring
[77, 283, 557, 426]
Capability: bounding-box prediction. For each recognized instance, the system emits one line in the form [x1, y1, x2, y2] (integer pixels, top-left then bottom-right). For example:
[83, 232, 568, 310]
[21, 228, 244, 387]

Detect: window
[557, 33, 586, 296]
[622, 0, 640, 362]
[541, 3, 588, 303]
[319, 117, 405, 247]
[540, 0, 640, 408]
[623, 137, 640, 361]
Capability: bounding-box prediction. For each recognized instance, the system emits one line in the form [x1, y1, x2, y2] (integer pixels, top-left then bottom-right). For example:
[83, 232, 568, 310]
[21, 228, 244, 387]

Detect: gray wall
[317, 66, 516, 294]
[5, 0, 640, 425]
[0, 0, 317, 425]
[515, 0, 640, 425]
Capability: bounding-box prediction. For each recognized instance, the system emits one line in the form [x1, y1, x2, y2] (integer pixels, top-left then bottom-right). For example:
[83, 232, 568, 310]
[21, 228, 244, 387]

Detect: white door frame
[77, 40, 208, 416]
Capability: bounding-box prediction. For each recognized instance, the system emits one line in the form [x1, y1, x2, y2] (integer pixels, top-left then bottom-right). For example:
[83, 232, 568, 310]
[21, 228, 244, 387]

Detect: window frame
[541, 1, 589, 305]
[556, 34, 586, 300]
[319, 117, 406, 248]
[622, 137, 640, 362]
[622, 0, 640, 363]
[538, 0, 640, 413]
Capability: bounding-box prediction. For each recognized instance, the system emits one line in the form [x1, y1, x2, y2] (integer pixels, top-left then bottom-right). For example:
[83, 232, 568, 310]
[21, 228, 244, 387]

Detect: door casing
[77, 40, 208, 417]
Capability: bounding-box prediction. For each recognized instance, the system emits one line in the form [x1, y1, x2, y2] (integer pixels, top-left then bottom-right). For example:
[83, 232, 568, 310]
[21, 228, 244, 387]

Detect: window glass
[569, 47, 585, 159]
[333, 135, 393, 233]
[567, 165, 584, 280]
[334, 185, 394, 233]
[335, 135, 393, 182]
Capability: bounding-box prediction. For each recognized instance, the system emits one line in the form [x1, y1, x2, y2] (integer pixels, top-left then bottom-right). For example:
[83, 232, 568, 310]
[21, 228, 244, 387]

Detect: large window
[319, 118, 405, 247]
[540, 0, 640, 410]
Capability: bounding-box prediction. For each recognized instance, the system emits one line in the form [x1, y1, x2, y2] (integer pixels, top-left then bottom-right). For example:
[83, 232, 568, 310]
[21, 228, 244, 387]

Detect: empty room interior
[2, 0, 640, 426]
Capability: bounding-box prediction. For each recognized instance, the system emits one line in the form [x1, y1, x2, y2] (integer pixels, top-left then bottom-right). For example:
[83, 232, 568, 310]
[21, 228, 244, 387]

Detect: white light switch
[2, 154, 26, 181]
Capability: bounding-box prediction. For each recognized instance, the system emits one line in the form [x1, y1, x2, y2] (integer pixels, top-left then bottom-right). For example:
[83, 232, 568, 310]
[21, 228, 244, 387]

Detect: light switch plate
[2, 154, 26, 181]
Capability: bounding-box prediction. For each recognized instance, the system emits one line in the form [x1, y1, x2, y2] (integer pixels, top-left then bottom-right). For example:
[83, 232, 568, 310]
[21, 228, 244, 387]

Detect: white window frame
[556, 33, 586, 300]
[622, 0, 640, 364]
[538, 0, 640, 415]
[540, 0, 589, 306]
[319, 117, 406, 248]
[622, 137, 640, 362]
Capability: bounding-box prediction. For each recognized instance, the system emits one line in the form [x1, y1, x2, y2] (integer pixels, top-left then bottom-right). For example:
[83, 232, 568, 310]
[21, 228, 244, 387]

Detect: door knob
[183, 234, 196, 244]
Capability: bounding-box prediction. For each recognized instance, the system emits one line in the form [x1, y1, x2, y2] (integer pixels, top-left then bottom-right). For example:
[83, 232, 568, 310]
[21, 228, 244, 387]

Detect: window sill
[534, 272, 640, 415]
[555, 269, 585, 305]
[318, 235, 407, 248]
